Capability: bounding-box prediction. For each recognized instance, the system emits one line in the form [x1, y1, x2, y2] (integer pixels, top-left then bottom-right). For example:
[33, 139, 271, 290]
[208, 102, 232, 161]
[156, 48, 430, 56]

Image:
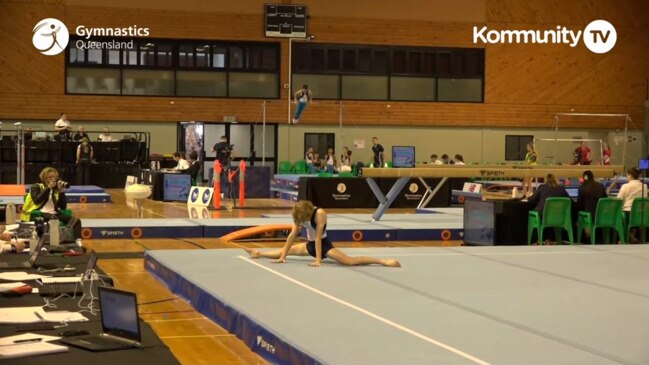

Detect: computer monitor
[638, 158, 649, 171]
[463, 199, 495, 246]
[34, 131, 47, 140]
[392, 146, 416, 168]
[163, 173, 191, 201]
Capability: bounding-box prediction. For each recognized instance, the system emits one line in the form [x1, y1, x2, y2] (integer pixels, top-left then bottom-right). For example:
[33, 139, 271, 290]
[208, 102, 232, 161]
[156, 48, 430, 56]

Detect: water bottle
[512, 187, 518, 199]
[49, 218, 60, 246]
[29, 227, 38, 254]
[5, 203, 16, 224]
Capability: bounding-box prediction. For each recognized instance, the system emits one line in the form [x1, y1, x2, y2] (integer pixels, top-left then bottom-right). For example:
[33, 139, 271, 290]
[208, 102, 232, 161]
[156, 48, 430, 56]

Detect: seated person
[0, 226, 23, 253]
[428, 154, 443, 165]
[576, 170, 607, 242]
[171, 152, 190, 171]
[576, 170, 607, 219]
[97, 127, 113, 142]
[527, 173, 571, 216]
[617, 167, 648, 242]
[73, 126, 90, 141]
[20, 167, 81, 239]
[180, 151, 201, 184]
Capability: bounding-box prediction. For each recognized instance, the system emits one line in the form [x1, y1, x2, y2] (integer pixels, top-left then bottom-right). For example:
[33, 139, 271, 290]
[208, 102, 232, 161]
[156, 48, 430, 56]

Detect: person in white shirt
[617, 167, 648, 242]
[324, 147, 336, 173]
[0, 226, 22, 254]
[172, 152, 190, 171]
[429, 154, 443, 165]
[453, 154, 466, 165]
[97, 127, 113, 142]
[54, 113, 71, 139]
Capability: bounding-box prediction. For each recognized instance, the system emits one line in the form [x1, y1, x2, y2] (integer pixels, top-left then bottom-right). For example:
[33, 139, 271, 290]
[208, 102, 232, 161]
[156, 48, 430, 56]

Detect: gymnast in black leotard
[244, 200, 401, 268]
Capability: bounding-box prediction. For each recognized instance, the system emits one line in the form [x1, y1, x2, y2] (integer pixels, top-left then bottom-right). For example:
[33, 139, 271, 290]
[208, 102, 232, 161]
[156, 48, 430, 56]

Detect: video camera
[57, 180, 71, 189]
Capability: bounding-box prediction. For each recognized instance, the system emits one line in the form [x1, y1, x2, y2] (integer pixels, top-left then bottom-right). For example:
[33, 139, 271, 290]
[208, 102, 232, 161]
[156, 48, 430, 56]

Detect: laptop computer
[60, 287, 142, 351]
[0, 235, 46, 269]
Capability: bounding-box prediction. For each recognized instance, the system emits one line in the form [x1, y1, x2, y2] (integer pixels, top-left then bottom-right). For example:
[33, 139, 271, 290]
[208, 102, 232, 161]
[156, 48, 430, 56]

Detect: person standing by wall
[522, 143, 538, 197]
[602, 143, 612, 165]
[54, 113, 71, 140]
[371, 137, 384, 167]
[75, 137, 93, 185]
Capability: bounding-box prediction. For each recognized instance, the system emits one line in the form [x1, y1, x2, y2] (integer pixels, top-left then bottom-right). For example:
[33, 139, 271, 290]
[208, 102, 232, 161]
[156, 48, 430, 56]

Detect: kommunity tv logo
[473, 20, 617, 54]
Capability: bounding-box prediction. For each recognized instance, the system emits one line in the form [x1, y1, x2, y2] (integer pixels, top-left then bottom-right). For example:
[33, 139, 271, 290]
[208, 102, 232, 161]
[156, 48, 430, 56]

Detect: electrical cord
[138, 297, 181, 306]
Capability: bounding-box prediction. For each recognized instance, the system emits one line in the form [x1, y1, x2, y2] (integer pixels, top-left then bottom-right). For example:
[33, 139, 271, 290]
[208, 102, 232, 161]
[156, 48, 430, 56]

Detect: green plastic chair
[627, 198, 649, 243]
[317, 172, 333, 177]
[294, 160, 307, 174]
[528, 197, 574, 245]
[384, 161, 393, 168]
[30, 209, 73, 225]
[192, 168, 203, 186]
[577, 198, 625, 244]
[278, 161, 293, 174]
[338, 172, 354, 177]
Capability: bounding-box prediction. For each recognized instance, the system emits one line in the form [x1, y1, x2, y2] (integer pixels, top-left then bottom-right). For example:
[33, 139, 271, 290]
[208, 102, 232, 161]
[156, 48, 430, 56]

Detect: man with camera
[211, 135, 234, 198]
[21, 167, 81, 240]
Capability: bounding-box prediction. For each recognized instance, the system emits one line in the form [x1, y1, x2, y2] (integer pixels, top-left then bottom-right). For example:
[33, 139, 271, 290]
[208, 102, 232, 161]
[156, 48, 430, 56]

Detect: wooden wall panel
[0, 0, 647, 129]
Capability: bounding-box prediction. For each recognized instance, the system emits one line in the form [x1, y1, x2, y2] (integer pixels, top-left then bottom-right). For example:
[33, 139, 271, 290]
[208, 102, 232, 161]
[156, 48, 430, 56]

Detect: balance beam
[363, 165, 622, 221]
[363, 166, 621, 179]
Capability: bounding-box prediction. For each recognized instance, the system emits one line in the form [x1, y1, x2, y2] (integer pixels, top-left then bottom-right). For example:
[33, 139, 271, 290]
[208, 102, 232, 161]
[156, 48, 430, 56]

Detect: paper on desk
[0, 282, 27, 290]
[0, 332, 61, 346]
[0, 307, 43, 324]
[0, 272, 48, 281]
[0, 341, 68, 359]
[36, 308, 88, 323]
[0, 307, 88, 324]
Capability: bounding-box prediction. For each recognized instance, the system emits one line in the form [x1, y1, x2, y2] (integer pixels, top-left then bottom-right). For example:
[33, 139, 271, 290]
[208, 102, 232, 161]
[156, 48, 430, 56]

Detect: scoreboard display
[265, 4, 307, 38]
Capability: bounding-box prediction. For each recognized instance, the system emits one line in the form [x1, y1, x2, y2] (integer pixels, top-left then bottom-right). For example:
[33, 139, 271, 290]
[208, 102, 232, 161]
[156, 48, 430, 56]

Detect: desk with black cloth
[0, 253, 180, 365]
[139, 170, 191, 201]
[463, 198, 533, 245]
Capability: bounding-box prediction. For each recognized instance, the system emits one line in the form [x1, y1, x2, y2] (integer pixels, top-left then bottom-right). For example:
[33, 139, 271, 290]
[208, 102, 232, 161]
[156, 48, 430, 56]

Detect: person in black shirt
[576, 170, 607, 219]
[211, 135, 232, 166]
[72, 126, 90, 141]
[180, 151, 201, 185]
[211, 135, 234, 196]
[576, 170, 607, 242]
[527, 173, 571, 216]
[371, 137, 384, 167]
[75, 137, 93, 185]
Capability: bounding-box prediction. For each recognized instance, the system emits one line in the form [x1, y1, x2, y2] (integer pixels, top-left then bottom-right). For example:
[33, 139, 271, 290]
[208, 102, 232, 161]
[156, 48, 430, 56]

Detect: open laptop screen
[98, 287, 141, 343]
[83, 251, 98, 280]
[28, 235, 47, 264]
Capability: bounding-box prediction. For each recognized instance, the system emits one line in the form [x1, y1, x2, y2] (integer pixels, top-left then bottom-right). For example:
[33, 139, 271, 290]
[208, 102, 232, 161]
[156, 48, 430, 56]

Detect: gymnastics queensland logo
[33, 18, 69, 55]
[472, 19, 617, 54]
[336, 183, 347, 193]
[408, 183, 419, 193]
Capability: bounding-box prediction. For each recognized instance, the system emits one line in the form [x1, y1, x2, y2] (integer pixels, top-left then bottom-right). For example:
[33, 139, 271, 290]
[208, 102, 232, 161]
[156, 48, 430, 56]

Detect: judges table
[0, 253, 179, 365]
[463, 198, 533, 245]
[363, 164, 622, 221]
[140, 169, 191, 201]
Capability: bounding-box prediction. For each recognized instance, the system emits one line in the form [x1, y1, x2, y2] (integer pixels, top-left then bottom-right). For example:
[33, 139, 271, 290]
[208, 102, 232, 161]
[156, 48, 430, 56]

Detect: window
[304, 133, 335, 160]
[66, 38, 280, 98]
[505, 135, 534, 161]
[292, 44, 484, 102]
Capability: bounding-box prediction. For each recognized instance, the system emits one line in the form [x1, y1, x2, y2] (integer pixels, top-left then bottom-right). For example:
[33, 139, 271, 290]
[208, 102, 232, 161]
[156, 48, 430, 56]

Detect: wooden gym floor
[79, 190, 459, 365]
